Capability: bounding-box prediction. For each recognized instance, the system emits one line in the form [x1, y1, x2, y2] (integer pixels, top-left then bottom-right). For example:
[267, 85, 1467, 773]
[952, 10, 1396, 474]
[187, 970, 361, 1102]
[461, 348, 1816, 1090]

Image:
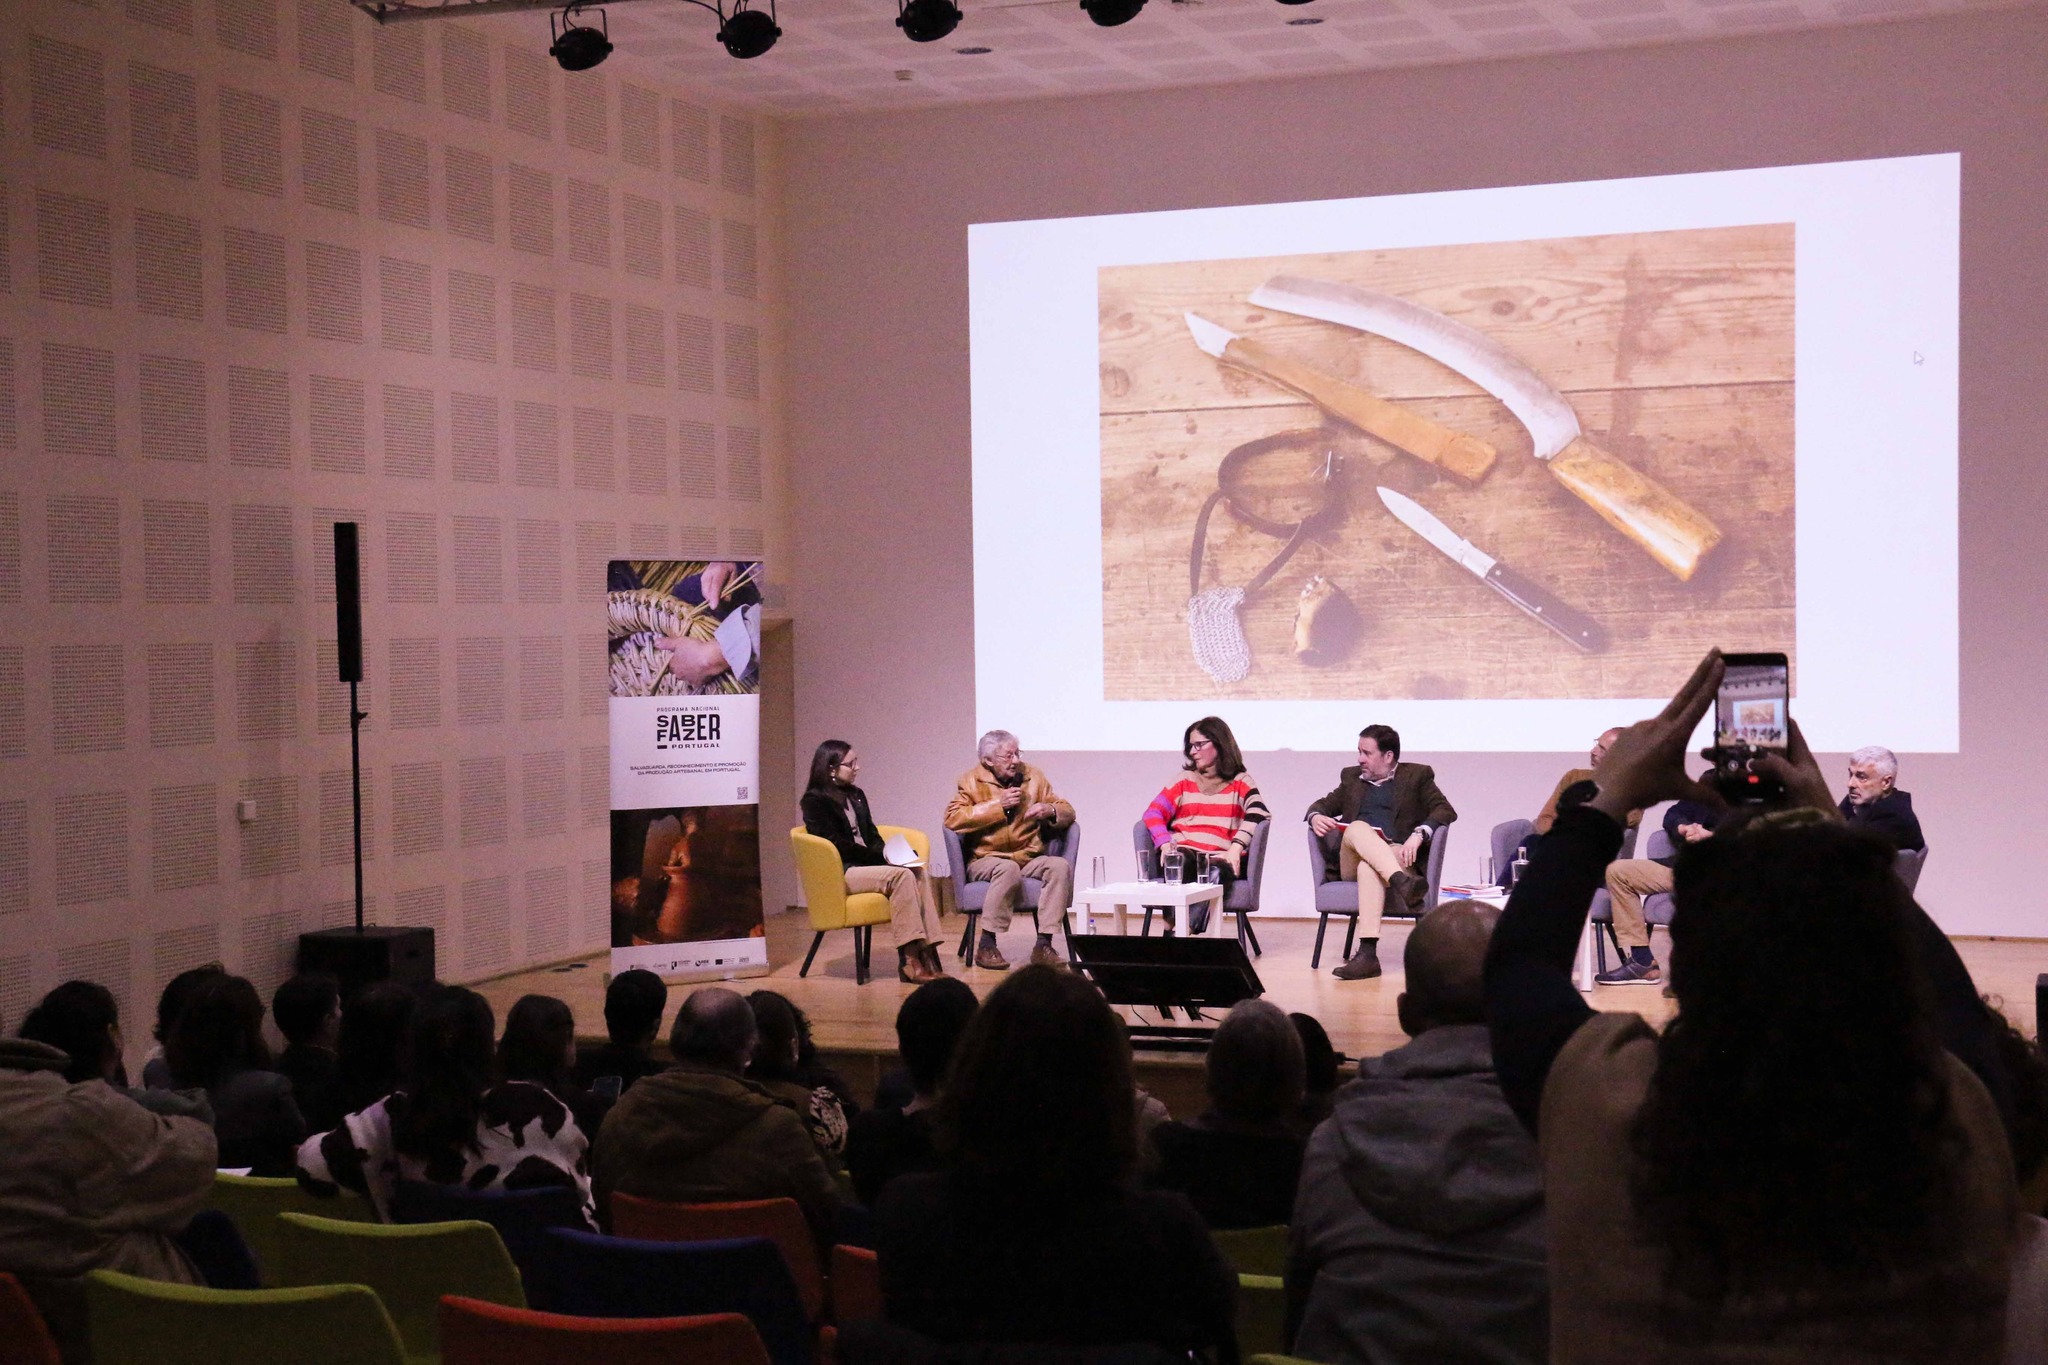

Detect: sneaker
[1595, 957, 1662, 986]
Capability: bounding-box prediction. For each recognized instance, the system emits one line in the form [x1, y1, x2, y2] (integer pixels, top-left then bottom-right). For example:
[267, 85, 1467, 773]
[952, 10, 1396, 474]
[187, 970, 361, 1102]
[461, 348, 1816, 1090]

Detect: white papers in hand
[883, 834, 924, 868]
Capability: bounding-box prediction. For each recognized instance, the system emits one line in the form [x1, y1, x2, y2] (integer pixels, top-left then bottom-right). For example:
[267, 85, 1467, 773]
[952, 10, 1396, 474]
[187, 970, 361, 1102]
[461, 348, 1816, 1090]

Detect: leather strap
[1189, 428, 1345, 600]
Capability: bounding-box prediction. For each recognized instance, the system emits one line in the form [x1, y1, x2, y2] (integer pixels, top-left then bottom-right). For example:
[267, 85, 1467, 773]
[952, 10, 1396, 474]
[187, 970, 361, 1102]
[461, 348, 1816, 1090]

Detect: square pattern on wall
[0, 0, 781, 1027]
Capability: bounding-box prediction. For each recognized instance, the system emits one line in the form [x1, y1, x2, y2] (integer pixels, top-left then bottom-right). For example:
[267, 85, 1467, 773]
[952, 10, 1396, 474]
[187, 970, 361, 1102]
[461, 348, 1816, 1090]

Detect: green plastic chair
[1211, 1224, 1287, 1278]
[86, 1269, 406, 1365]
[208, 1173, 377, 1286]
[1237, 1274, 1287, 1360]
[270, 1213, 525, 1365]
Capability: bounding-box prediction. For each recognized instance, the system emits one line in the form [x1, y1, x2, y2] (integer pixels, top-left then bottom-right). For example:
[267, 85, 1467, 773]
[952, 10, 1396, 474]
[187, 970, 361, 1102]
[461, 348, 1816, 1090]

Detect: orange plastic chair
[440, 1296, 771, 1365]
[0, 1273, 61, 1365]
[610, 1194, 825, 1322]
[827, 1245, 882, 1324]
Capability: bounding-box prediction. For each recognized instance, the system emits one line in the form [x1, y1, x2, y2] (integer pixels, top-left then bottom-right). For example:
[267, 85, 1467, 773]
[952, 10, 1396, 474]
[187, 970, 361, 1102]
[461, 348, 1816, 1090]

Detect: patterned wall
[0, 0, 784, 1039]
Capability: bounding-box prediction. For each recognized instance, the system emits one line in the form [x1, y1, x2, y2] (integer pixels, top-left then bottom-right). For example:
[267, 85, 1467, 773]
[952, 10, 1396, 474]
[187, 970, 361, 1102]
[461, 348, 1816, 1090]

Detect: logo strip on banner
[605, 559, 770, 982]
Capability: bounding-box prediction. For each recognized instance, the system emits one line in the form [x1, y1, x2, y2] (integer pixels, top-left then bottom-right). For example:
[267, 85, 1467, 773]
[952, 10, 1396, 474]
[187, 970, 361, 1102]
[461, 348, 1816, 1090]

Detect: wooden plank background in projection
[1097, 225, 1795, 703]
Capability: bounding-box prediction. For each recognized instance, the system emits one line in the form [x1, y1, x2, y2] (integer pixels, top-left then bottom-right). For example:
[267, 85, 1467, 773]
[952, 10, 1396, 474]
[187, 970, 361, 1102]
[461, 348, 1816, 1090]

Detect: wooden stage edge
[469, 911, 2048, 1117]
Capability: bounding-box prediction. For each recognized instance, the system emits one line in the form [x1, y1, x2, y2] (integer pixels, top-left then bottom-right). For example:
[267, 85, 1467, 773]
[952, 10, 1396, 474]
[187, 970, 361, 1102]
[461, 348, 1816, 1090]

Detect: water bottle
[1510, 854, 1529, 889]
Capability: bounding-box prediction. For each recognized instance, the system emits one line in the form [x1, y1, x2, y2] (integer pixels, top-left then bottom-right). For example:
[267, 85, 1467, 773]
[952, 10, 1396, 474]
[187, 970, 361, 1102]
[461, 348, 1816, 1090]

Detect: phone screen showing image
[1716, 654, 1790, 753]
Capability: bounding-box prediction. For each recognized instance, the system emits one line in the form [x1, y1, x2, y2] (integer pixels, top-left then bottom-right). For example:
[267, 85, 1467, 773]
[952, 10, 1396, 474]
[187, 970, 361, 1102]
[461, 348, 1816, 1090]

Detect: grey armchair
[1125, 819, 1268, 955]
[1307, 822, 1451, 969]
[941, 820, 1080, 961]
[1895, 845, 1929, 894]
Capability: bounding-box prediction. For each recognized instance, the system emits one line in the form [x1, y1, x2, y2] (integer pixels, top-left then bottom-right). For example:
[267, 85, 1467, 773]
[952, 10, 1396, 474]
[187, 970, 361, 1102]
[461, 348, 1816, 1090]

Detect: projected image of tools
[1095, 224, 1793, 700]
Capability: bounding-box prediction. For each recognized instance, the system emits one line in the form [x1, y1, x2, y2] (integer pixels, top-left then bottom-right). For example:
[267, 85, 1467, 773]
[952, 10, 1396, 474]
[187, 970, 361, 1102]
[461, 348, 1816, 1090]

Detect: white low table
[1071, 880, 1227, 937]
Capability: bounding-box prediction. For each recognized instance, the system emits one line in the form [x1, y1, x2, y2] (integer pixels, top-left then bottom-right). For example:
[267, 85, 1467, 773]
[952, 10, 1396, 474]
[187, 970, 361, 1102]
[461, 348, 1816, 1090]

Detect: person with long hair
[297, 984, 594, 1227]
[746, 990, 849, 1161]
[1139, 716, 1269, 935]
[801, 739, 946, 983]
[18, 980, 210, 1121]
[872, 965, 1236, 1357]
[139, 962, 226, 1089]
[1485, 651, 2015, 1361]
[163, 973, 306, 1176]
[498, 993, 606, 1133]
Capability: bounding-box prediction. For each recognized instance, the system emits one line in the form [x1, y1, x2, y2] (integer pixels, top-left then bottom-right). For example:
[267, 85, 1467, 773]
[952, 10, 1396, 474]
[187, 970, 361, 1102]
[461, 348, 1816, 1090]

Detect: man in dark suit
[1306, 725, 1458, 980]
[1841, 746, 1926, 851]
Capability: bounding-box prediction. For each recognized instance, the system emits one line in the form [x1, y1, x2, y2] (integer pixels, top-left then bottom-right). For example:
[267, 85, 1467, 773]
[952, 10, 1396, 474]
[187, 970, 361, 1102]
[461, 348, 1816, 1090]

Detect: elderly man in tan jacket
[943, 730, 1075, 970]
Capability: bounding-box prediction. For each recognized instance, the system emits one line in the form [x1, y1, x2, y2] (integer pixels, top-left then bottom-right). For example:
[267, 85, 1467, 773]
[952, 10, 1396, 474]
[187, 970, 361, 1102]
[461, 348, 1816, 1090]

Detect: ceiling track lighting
[669, 0, 780, 57]
[548, 4, 613, 70]
[897, 0, 962, 43]
[1080, 0, 1145, 26]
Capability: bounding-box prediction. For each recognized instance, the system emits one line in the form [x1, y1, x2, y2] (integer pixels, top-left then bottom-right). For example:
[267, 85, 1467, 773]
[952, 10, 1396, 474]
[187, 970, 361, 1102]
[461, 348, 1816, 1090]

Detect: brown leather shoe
[1029, 941, 1064, 969]
[973, 942, 1011, 971]
[899, 949, 937, 984]
[1390, 869, 1428, 913]
[1332, 943, 1382, 980]
[921, 944, 947, 977]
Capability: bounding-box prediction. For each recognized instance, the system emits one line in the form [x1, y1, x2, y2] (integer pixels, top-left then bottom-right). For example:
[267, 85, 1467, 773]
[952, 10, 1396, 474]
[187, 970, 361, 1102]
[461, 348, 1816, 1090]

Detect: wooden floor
[474, 910, 2048, 1115]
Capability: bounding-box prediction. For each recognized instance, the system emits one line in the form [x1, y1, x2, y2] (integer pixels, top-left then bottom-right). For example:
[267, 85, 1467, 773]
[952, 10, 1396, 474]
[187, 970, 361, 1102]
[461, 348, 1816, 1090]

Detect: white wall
[779, 12, 2048, 932]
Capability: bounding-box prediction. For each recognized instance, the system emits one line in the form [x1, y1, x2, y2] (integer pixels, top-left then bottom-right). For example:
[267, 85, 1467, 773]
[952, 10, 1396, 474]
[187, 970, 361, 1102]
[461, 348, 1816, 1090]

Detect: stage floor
[474, 911, 2048, 1114]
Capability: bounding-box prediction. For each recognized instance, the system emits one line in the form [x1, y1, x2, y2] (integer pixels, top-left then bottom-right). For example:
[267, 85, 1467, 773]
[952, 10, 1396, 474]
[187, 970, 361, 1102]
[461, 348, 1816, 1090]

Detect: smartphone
[1715, 651, 1791, 755]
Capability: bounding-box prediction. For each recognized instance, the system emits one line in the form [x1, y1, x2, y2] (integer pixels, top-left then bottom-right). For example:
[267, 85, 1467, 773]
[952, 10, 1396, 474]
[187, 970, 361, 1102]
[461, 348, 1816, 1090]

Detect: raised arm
[1489, 650, 1725, 1134]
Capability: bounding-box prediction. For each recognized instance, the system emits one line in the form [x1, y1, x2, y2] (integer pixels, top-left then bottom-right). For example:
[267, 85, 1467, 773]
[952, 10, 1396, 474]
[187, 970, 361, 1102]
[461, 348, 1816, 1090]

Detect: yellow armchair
[789, 825, 930, 985]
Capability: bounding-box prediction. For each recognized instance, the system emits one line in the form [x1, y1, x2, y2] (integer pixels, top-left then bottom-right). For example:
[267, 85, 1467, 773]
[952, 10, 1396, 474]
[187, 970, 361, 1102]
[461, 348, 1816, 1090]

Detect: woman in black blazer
[801, 740, 947, 983]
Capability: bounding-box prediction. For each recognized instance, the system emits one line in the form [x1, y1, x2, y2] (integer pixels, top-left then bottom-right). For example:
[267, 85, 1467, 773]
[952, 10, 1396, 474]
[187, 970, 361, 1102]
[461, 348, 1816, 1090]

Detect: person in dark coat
[874, 966, 1236, 1359]
[846, 977, 978, 1207]
[1306, 724, 1459, 980]
[272, 973, 345, 1134]
[1289, 901, 1546, 1365]
[1149, 999, 1307, 1229]
[1841, 745, 1927, 850]
[163, 973, 306, 1176]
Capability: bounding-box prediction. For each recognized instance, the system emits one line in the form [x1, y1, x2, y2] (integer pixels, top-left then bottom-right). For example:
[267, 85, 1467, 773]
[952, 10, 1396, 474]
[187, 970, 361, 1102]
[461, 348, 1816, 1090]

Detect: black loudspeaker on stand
[300, 523, 435, 996]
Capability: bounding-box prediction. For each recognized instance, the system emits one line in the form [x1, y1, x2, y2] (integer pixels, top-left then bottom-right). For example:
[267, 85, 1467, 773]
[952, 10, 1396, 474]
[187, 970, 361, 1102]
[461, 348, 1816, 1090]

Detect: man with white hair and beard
[1840, 745, 1926, 850]
[945, 730, 1075, 970]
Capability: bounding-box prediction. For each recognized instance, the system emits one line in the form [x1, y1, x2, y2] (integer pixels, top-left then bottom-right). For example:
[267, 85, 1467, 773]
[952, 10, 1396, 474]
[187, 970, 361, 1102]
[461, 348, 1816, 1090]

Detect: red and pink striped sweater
[1143, 774, 1270, 859]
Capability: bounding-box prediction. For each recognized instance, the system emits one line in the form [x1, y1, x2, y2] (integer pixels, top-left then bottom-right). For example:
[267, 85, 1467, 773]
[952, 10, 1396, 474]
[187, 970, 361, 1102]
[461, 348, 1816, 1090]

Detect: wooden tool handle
[1227, 337, 1495, 483]
[1547, 436, 1723, 581]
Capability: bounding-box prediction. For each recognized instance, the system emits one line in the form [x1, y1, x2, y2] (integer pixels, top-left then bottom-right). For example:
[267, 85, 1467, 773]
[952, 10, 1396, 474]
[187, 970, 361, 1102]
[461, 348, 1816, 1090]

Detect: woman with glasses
[802, 739, 947, 983]
[1140, 716, 1269, 934]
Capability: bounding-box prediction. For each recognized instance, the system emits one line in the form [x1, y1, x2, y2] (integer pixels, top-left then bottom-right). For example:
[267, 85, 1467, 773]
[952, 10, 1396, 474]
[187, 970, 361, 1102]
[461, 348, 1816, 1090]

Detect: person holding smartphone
[1596, 652, 1790, 987]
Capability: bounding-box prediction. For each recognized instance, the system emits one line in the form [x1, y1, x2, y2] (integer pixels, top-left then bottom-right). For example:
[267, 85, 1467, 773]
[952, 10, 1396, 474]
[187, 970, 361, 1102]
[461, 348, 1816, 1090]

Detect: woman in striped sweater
[1141, 716, 1269, 933]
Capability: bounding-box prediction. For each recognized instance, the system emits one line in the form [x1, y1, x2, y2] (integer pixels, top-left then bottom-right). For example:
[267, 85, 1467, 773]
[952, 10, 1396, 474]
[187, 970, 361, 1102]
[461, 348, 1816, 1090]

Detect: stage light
[548, 5, 613, 70]
[898, 0, 961, 42]
[1080, 0, 1144, 26]
[719, 3, 781, 56]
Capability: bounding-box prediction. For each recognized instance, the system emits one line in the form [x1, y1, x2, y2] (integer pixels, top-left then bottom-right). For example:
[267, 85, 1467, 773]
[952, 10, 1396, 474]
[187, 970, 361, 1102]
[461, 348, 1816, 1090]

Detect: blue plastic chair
[389, 1179, 588, 1280]
[526, 1228, 813, 1365]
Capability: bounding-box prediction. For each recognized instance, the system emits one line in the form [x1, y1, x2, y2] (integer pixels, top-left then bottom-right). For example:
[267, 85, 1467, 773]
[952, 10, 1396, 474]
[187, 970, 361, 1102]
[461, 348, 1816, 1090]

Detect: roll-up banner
[607, 560, 769, 981]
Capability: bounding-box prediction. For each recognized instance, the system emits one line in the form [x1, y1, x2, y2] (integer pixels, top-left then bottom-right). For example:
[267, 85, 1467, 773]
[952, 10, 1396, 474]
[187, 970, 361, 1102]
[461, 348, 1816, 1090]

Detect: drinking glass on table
[1162, 845, 1184, 884]
[1482, 855, 1497, 888]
